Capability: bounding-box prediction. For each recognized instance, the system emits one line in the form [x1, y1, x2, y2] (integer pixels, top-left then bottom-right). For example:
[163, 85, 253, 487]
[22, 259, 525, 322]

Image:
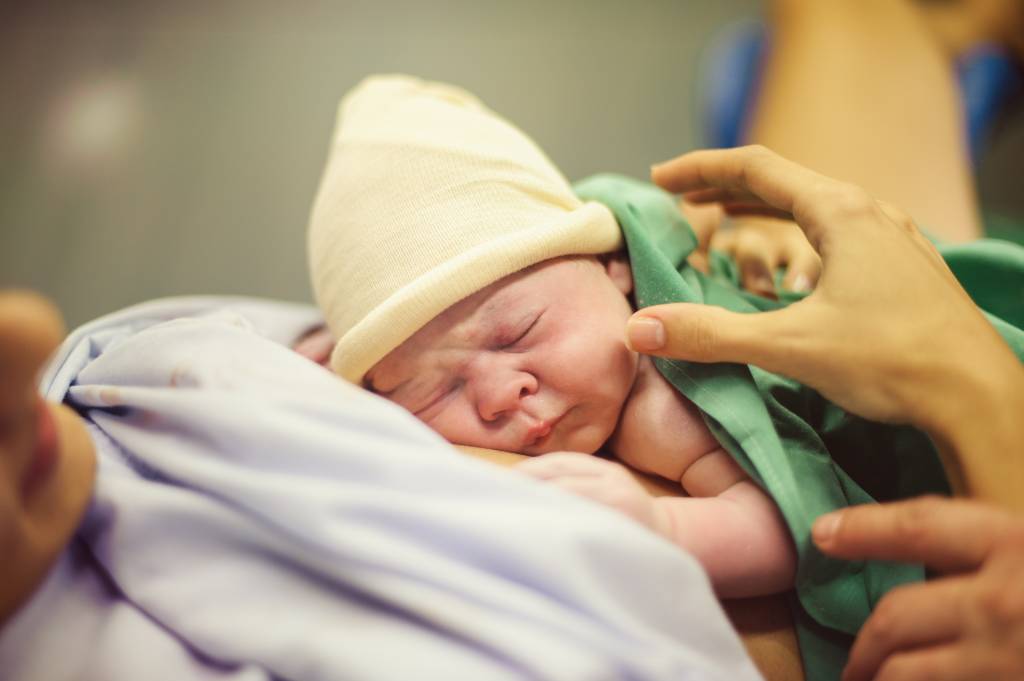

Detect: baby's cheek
[380, 395, 451, 439]
[589, 336, 637, 403]
[416, 401, 489, 448]
[562, 328, 625, 378]
[416, 410, 455, 440]
[562, 420, 613, 455]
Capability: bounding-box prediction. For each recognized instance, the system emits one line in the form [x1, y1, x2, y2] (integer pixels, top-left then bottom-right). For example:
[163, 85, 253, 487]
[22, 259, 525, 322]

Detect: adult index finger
[651, 146, 873, 252]
[651, 146, 818, 214]
[812, 496, 1018, 573]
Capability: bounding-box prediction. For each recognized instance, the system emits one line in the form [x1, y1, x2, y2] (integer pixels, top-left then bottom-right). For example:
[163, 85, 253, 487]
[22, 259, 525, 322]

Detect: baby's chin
[534, 415, 618, 456]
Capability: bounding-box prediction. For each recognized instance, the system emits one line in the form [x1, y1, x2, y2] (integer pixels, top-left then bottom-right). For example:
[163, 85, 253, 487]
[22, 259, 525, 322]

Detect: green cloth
[983, 211, 1024, 249]
[574, 174, 1024, 681]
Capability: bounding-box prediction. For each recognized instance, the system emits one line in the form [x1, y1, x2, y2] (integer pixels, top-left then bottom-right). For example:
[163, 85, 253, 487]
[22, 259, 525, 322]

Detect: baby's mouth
[523, 410, 567, 450]
[525, 420, 553, 445]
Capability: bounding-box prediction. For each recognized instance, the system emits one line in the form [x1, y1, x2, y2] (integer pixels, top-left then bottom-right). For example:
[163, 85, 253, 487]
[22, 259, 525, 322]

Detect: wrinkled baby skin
[368, 257, 795, 596]
[366, 255, 718, 463]
[366, 256, 643, 455]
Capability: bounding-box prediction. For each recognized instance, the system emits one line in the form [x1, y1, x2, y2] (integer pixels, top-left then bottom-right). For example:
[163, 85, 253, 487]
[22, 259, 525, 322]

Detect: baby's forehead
[439, 261, 554, 321]
[434, 271, 539, 335]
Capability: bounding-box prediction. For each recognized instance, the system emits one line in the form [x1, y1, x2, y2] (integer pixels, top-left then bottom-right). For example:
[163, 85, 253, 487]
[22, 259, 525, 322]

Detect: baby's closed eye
[412, 380, 463, 416]
[494, 311, 543, 350]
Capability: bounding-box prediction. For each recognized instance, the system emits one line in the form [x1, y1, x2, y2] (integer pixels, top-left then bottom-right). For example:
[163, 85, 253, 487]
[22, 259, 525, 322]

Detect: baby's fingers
[721, 230, 778, 298]
[781, 248, 821, 293]
[712, 228, 774, 296]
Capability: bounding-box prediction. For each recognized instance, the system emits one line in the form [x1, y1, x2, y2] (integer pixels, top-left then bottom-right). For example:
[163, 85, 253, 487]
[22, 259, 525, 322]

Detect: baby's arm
[655, 448, 795, 598]
[518, 451, 795, 599]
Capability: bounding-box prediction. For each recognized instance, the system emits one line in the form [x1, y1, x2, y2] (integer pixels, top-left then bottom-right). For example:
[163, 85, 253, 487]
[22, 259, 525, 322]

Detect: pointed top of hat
[307, 74, 622, 382]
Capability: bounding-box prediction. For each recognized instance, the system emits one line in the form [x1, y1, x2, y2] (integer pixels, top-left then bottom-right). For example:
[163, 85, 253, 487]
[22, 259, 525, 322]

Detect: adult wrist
[917, 349, 1024, 510]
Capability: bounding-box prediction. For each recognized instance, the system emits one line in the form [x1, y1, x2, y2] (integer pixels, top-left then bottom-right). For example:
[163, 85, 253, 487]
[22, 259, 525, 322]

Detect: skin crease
[0, 292, 96, 626]
[367, 255, 718, 462]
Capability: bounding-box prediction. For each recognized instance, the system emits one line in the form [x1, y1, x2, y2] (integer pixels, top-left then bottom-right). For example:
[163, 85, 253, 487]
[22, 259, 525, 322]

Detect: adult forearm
[751, 0, 979, 241]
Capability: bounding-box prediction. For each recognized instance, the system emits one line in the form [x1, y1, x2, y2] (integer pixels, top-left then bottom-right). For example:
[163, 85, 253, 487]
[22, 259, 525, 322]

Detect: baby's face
[366, 256, 639, 455]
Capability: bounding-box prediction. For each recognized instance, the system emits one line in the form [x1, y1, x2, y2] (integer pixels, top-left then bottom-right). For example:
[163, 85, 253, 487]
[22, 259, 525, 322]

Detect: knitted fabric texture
[307, 75, 623, 382]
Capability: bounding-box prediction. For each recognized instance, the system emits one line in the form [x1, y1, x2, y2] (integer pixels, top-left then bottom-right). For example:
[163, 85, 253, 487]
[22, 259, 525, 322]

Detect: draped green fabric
[574, 174, 1024, 681]
[982, 211, 1024, 249]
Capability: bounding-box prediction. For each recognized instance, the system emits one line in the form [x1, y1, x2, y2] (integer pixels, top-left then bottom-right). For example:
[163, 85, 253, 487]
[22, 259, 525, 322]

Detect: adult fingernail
[627, 316, 665, 351]
[791, 274, 811, 292]
[812, 512, 842, 547]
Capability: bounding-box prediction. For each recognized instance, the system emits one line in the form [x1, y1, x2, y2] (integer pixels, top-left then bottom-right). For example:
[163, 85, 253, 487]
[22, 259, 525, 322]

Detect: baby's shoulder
[612, 360, 720, 482]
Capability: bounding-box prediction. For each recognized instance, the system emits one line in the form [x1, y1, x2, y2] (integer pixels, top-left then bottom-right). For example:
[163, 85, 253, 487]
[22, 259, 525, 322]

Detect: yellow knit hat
[308, 74, 623, 383]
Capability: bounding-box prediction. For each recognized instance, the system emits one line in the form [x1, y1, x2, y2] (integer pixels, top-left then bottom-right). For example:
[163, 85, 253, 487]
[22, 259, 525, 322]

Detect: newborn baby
[364, 256, 794, 597]
[308, 75, 794, 598]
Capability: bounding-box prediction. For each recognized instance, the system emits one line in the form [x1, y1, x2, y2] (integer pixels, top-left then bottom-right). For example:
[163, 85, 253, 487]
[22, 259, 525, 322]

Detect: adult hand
[636, 145, 1008, 427]
[812, 497, 1024, 681]
[629, 146, 1024, 503]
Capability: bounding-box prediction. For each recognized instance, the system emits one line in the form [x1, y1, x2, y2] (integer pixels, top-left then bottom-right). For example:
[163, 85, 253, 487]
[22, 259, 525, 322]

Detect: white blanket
[1, 297, 761, 681]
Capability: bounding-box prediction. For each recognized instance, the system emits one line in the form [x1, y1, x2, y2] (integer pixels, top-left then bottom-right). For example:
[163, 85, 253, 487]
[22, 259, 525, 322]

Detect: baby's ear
[599, 252, 633, 296]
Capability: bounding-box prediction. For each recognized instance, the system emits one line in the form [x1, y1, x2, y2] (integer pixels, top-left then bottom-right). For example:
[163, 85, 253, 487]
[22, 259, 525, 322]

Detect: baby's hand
[516, 453, 671, 538]
[711, 216, 821, 298]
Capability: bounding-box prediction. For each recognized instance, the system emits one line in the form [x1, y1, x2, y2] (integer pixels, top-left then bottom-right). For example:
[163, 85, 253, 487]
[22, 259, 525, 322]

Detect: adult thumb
[626, 303, 799, 370]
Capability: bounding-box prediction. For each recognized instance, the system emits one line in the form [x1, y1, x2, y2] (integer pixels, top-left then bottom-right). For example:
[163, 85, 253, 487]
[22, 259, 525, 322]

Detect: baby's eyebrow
[476, 298, 505, 326]
[475, 290, 525, 328]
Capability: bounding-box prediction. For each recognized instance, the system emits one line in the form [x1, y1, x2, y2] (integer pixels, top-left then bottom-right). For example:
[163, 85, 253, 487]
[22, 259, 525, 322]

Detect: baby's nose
[477, 373, 537, 422]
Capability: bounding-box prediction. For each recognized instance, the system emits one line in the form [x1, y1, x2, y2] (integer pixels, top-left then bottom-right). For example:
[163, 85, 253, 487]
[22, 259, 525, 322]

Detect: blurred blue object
[959, 44, 1024, 161]
[700, 20, 767, 151]
[700, 21, 1023, 164]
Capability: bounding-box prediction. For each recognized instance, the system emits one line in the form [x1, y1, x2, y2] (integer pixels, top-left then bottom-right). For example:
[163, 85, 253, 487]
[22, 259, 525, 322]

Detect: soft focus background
[1, 0, 760, 327]
[3, 1, 1022, 328]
